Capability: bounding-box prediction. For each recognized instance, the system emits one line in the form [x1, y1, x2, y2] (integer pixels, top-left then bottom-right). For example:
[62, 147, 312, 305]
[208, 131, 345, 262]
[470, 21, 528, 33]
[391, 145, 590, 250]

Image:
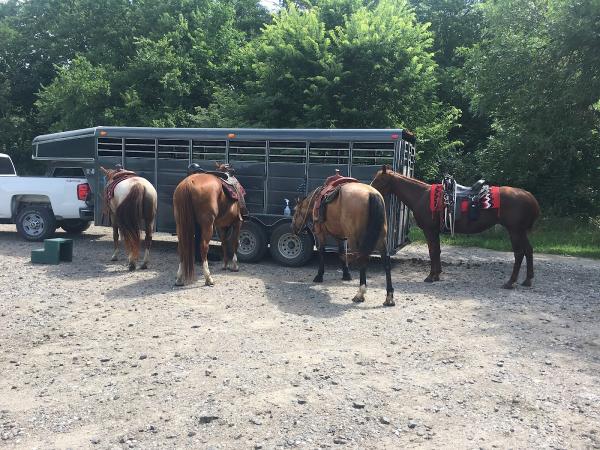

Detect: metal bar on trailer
[264, 140, 269, 215]
[154, 138, 159, 231]
[348, 141, 353, 177]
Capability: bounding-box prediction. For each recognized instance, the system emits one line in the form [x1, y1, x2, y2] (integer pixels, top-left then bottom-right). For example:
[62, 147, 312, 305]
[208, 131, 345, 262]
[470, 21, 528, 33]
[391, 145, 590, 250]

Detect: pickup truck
[0, 153, 93, 241]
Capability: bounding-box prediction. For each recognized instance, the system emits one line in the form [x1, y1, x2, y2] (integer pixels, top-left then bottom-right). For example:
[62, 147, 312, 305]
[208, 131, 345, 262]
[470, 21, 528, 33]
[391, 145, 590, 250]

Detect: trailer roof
[32, 126, 415, 144]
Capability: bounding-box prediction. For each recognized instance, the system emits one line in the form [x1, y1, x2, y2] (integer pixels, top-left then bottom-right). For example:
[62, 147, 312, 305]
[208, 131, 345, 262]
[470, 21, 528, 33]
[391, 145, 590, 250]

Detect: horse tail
[174, 181, 196, 283]
[116, 183, 144, 260]
[358, 192, 386, 264]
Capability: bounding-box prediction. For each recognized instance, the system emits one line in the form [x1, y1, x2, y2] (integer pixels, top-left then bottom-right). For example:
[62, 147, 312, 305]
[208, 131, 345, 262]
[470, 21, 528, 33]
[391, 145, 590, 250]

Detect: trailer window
[158, 139, 190, 160]
[229, 141, 266, 163]
[98, 137, 123, 157]
[192, 140, 226, 162]
[125, 138, 155, 158]
[0, 156, 15, 175]
[268, 141, 307, 164]
[351, 142, 395, 166]
[309, 141, 350, 164]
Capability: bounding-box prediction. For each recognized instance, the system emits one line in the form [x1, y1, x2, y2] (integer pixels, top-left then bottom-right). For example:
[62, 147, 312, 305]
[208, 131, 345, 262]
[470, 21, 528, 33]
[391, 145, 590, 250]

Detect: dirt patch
[0, 225, 599, 449]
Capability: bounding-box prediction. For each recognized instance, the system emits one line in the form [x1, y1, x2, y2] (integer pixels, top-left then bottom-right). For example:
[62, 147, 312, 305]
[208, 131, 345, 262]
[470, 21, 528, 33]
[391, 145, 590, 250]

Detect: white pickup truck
[0, 153, 93, 241]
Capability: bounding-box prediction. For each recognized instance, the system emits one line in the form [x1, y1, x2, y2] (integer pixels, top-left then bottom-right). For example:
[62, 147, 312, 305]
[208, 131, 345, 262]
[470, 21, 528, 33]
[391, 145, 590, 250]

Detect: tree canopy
[0, 0, 598, 214]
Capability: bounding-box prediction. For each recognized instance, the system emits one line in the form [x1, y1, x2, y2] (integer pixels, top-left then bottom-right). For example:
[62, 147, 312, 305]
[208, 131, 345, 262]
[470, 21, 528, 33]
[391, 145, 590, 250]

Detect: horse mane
[385, 169, 430, 188]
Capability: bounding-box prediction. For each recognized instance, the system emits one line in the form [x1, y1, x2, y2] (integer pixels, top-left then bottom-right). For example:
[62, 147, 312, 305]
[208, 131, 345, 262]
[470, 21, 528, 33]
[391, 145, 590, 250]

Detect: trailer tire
[60, 219, 91, 234]
[269, 222, 314, 267]
[236, 221, 268, 263]
[16, 205, 57, 241]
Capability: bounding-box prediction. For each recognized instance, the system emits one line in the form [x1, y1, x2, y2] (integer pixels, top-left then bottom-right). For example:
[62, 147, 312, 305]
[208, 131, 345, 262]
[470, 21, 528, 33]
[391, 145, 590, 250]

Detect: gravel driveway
[1, 224, 599, 449]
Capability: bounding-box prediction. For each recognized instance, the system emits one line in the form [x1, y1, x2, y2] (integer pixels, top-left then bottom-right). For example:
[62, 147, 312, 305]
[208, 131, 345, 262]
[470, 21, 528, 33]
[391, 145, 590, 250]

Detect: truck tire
[269, 222, 314, 267]
[16, 205, 57, 241]
[60, 219, 91, 234]
[237, 221, 268, 263]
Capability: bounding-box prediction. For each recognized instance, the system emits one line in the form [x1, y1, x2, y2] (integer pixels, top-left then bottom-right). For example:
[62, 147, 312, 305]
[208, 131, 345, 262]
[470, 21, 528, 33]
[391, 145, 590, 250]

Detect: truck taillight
[77, 183, 91, 201]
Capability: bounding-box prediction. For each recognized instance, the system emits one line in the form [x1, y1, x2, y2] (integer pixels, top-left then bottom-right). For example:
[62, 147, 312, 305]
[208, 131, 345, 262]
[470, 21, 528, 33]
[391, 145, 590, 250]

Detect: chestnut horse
[173, 170, 242, 286]
[292, 182, 395, 306]
[371, 166, 540, 288]
[101, 166, 157, 271]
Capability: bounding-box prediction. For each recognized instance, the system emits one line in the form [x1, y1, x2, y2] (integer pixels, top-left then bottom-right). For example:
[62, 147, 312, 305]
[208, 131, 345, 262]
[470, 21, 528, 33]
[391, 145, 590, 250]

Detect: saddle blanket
[430, 183, 501, 214]
[312, 174, 358, 222]
[105, 170, 138, 203]
[220, 177, 246, 201]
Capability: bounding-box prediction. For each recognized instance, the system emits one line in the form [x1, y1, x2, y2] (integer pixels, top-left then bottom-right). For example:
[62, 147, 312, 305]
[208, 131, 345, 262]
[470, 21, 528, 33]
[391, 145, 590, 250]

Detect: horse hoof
[221, 266, 228, 271]
[352, 295, 365, 303]
[140, 263, 148, 270]
[313, 275, 323, 283]
[424, 276, 434, 283]
[503, 282, 515, 289]
[521, 279, 532, 287]
[111, 256, 118, 262]
[205, 279, 215, 287]
[128, 263, 136, 271]
[230, 266, 239, 272]
[383, 299, 395, 307]
[175, 280, 184, 287]
[342, 274, 352, 281]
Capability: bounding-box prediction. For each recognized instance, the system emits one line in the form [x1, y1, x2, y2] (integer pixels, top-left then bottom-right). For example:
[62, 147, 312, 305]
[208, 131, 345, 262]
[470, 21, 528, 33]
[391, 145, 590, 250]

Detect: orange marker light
[227, 133, 236, 139]
[99, 130, 108, 136]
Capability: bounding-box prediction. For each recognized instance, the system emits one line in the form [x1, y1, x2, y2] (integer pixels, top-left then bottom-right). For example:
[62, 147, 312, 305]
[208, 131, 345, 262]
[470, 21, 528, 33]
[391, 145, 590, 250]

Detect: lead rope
[297, 187, 321, 231]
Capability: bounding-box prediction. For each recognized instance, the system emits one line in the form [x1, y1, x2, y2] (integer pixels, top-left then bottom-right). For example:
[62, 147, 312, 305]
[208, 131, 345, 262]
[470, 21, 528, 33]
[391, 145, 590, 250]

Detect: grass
[408, 217, 600, 259]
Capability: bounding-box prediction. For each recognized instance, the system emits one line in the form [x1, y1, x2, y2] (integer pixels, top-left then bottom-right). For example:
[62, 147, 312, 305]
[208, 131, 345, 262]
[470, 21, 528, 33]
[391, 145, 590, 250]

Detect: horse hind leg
[200, 222, 215, 286]
[381, 242, 395, 307]
[521, 235, 534, 287]
[504, 230, 525, 289]
[228, 220, 242, 272]
[111, 222, 119, 261]
[139, 223, 153, 270]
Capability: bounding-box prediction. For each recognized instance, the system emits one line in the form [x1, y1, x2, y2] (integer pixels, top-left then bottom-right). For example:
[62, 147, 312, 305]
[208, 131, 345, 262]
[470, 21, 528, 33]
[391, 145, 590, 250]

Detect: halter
[295, 187, 320, 232]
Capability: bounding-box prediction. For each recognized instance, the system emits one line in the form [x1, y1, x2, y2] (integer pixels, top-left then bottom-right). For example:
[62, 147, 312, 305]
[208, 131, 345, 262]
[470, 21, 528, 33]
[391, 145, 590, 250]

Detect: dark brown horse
[292, 181, 395, 306]
[101, 166, 157, 271]
[173, 167, 243, 286]
[371, 166, 540, 288]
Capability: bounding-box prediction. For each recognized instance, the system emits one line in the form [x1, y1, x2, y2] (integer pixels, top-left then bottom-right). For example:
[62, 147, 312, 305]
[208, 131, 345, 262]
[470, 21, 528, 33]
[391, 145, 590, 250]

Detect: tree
[462, 0, 600, 213]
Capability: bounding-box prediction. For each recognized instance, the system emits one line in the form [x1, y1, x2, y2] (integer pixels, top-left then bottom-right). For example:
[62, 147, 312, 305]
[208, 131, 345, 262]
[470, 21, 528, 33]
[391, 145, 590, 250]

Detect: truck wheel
[269, 222, 314, 267]
[60, 219, 91, 234]
[16, 206, 57, 241]
[237, 221, 268, 263]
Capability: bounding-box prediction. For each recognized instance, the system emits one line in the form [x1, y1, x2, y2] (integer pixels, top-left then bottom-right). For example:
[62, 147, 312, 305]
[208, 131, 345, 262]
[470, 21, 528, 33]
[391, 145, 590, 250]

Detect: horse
[100, 166, 158, 271]
[370, 165, 540, 288]
[292, 179, 395, 306]
[173, 164, 243, 286]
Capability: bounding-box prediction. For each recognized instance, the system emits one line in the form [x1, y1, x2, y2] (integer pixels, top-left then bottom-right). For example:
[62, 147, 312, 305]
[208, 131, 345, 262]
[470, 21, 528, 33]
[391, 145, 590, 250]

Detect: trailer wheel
[236, 221, 268, 263]
[269, 222, 314, 267]
[16, 205, 57, 241]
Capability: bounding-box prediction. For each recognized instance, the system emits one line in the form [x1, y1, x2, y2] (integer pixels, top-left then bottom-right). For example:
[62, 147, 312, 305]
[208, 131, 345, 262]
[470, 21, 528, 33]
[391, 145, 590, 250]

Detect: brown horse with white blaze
[292, 181, 395, 306]
[173, 171, 242, 286]
[371, 166, 540, 288]
[101, 166, 157, 271]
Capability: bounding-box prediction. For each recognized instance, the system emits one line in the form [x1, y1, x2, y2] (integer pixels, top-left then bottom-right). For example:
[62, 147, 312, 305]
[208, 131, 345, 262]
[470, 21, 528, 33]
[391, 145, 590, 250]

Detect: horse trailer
[32, 127, 416, 266]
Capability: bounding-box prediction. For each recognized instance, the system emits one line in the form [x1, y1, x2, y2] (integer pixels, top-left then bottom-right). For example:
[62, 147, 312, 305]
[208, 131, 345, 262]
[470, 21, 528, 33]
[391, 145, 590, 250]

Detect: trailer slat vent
[351, 142, 395, 166]
[229, 140, 266, 162]
[158, 139, 190, 160]
[309, 141, 349, 164]
[192, 140, 226, 162]
[125, 138, 155, 158]
[98, 137, 122, 157]
[268, 141, 307, 164]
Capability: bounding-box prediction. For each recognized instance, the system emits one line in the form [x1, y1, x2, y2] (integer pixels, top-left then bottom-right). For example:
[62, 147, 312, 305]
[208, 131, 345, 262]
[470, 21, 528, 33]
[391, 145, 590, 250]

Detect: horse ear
[381, 165, 387, 174]
[215, 161, 220, 168]
[100, 166, 109, 175]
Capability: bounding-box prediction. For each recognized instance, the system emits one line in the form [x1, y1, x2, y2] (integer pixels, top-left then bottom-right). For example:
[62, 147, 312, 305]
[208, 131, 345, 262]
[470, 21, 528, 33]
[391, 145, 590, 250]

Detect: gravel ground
[1, 224, 599, 449]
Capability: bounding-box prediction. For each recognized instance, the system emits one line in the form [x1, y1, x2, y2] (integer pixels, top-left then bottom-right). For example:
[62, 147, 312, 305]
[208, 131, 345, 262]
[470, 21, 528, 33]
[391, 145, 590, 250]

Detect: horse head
[100, 166, 119, 181]
[291, 183, 314, 235]
[370, 164, 394, 195]
[215, 161, 235, 174]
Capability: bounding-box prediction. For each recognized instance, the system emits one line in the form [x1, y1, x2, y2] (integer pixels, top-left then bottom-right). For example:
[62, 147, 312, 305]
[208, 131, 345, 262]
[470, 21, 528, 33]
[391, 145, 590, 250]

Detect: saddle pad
[460, 186, 500, 212]
[220, 177, 246, 201]
[430, 183, 444, 213]
[313, 175, 358, 222]
[104, 170, 138, 203]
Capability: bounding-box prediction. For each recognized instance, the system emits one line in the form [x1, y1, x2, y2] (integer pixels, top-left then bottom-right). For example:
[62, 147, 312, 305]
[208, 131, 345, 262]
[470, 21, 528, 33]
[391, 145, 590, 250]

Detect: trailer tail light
[77, 183, 91, 201]
[391, 133, 399, 140]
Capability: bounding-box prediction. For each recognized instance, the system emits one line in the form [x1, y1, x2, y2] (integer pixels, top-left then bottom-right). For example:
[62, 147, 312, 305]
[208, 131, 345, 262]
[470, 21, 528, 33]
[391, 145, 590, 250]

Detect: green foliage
[461, 0, 600, 213]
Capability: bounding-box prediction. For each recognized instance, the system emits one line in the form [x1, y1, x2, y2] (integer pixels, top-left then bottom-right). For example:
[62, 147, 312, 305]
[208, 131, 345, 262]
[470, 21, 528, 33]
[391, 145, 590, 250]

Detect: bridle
[294, 187, 320, 232]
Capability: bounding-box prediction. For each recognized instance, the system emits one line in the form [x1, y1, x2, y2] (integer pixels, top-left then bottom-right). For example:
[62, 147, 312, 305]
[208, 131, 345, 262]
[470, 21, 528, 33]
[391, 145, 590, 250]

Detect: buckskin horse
[292, 173, 395, 306]
[173, 163, 244, 286]
[101, 166, 158, 271]
[371, 165, 540, 288]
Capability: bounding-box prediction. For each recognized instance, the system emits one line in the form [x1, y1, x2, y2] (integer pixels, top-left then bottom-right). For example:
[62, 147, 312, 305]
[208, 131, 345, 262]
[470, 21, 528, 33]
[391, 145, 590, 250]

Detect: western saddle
[442, 175, 489, 234]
